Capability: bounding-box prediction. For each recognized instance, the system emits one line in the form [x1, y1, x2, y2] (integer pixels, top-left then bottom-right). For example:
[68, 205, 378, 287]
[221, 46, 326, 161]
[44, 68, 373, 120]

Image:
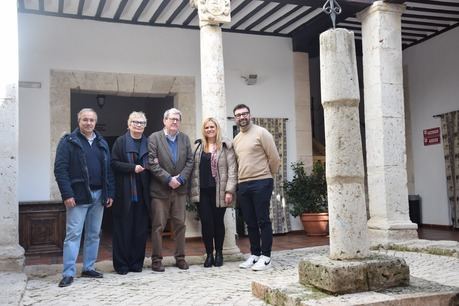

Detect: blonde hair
[201, 117, 222, 152]
[127, 111, 147, 127]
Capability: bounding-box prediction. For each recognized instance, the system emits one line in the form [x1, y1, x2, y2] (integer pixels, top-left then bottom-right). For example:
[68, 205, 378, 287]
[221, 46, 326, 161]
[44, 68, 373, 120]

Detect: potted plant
[284, 161, 328, 236]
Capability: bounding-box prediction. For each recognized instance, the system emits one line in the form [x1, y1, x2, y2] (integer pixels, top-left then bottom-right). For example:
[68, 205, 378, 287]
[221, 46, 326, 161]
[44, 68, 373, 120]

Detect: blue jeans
[62, 190, 104, 277]
[237, 178, 273, 258]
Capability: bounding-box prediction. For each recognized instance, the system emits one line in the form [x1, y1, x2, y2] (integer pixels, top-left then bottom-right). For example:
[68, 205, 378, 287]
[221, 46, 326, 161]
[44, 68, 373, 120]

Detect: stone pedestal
[0, 0, 25, 272]
[320, 28, 369, 260]
[358, 1, 418, 245]
[299, 254, 409, 294]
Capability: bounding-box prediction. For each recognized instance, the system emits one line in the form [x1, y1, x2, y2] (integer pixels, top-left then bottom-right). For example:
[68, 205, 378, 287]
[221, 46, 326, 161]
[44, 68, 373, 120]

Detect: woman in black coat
[111, 111, 150, 274]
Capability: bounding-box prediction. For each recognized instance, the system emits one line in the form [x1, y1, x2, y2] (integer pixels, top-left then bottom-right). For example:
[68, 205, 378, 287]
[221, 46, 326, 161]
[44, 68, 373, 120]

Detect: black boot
[214, 251, 223, 267]
[204, 253, 214, 268]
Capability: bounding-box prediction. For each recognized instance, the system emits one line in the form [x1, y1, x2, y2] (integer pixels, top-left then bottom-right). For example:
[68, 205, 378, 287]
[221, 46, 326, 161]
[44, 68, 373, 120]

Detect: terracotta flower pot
[300, 212, 329, 236]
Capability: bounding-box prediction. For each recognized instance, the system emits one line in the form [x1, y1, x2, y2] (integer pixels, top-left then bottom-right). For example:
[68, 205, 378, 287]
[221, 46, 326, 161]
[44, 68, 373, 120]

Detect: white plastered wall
[404, 26, 459, 226]
[18, 14, 303, 232]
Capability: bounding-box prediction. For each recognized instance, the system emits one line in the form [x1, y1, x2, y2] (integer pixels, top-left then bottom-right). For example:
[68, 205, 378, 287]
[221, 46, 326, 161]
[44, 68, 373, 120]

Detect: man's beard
[237, 118, 249, 127]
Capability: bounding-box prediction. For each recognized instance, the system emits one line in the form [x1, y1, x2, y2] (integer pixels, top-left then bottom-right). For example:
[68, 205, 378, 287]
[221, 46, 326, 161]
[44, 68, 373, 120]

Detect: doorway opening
[70, 91, 174, 232]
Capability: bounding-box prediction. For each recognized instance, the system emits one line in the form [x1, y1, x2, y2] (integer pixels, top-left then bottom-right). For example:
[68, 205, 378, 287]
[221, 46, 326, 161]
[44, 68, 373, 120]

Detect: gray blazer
[148, 130, 194, 198]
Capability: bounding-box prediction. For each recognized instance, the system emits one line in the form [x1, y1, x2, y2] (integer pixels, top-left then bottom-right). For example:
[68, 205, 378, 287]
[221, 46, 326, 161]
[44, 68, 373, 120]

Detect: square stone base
[299, 254, 409, 294]
[252, 276, 459, 306]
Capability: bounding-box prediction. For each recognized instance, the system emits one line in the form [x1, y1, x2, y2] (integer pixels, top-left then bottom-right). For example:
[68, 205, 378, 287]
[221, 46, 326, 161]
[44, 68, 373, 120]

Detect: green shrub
[284, 161, 328, 217]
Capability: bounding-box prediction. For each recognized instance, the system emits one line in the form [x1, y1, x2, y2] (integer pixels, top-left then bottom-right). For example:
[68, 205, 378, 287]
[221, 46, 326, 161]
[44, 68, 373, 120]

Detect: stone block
[367, 165, 410, 220]
[298, 254, 409, 294]
[0, 245, 24, 272]
[320, 29, 360, 103]
[368, 227, 419, 246]
[364, 83, 404, 119]
[327, 182, 369, 259]
[253, 276, 459, 306]
[324, 106, 364, 178]
[365, 118, 406, 168]
[116, 73, 135, 95]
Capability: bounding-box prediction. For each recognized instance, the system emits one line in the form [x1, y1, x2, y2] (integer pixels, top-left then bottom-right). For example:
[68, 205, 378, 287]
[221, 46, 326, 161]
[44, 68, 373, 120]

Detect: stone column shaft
[358, 1, 417, 244]
[199, 24, 240, 255]
[200, 25, 226, 125]
[0, 0, 25, 271]
[293, 52, 313, 168]
[320, 29, 369, 259]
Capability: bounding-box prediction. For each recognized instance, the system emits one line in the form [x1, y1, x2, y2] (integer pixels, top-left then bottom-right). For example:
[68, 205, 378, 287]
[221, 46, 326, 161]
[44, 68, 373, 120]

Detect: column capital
[356, 1, 405, 22]
[191, 0, 231, 28]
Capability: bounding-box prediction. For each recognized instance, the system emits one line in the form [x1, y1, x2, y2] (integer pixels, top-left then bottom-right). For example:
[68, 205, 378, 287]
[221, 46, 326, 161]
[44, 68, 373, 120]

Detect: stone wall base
[0, 244, 25, 272]
[369, 228, 419, 247]
[298, 254, 409, 294]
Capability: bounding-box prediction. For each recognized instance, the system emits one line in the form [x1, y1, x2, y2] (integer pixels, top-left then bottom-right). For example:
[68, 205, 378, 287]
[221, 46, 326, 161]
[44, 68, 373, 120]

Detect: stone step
[252, 277, 459, 306]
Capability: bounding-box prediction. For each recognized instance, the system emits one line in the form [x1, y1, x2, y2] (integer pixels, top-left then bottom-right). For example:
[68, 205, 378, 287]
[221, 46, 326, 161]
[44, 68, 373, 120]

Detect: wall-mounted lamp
[96, 94, 106, 108]
[241, 74, 258, 86]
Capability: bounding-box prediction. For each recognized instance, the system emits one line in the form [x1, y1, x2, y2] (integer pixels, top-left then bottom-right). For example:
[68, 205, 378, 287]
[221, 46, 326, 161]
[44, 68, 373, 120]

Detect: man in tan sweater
[232, 104, 280, 271]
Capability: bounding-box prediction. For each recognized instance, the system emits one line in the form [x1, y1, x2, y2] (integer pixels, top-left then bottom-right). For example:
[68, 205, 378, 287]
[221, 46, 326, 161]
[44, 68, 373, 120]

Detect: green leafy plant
[284, 161, 328, 217]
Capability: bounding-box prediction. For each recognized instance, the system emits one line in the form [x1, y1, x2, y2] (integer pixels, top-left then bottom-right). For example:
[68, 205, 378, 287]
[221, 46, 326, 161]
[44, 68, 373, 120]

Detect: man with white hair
[148, 108, 193, 272]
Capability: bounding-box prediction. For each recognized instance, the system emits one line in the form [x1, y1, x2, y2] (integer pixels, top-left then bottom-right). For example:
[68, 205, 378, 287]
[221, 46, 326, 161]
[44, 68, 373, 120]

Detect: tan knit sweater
[233, 123, 280, 183]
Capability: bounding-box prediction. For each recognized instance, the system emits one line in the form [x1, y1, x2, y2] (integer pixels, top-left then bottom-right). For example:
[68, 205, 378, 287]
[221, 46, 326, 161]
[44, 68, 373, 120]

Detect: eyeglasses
[167, 117, 181, 122]
[131, 120, 147, 126]
[234, 111, 250, 119]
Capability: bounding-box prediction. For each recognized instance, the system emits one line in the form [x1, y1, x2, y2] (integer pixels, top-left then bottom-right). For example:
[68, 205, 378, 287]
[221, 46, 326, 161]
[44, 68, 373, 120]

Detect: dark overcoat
[111, 132, 150, 216]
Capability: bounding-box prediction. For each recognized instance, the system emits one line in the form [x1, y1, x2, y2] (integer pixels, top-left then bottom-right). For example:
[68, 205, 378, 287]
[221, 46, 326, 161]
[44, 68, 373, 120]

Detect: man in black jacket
[54, 108, 115, 287]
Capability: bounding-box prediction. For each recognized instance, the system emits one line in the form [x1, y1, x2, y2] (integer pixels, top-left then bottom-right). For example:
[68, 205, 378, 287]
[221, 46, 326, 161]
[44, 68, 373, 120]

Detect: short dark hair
[233, 104, 250, 115]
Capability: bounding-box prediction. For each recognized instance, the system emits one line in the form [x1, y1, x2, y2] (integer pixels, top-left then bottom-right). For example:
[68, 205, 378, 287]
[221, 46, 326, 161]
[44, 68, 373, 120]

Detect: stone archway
[49, 69, 196, 200]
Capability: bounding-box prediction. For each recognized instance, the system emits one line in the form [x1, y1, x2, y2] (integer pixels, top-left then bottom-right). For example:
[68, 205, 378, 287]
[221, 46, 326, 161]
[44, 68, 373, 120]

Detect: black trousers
[198, 187, 227, 254]
[238, 178, 273, 258]
[112, 200, 149, 272]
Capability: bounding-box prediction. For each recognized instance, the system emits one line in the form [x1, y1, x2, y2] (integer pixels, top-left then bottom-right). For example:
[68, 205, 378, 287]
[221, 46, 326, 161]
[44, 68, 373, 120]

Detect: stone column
[192, 0, 240, 255]
[0, 0, 25, 271]
[320, 29, 369, 259]
[293, 29, 409, 294]
[293, 52, 313, 169]
[358, 1, 418, 245]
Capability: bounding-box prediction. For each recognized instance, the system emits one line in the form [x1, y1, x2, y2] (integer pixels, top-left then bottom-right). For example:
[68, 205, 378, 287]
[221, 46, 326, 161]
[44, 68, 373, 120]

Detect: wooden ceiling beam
[77, 0, 85, 16]
[95, 0, 106, 18]
[166, 0, 188, 25]
[114, 0, 128, 20]
[132, 0, 150, 22]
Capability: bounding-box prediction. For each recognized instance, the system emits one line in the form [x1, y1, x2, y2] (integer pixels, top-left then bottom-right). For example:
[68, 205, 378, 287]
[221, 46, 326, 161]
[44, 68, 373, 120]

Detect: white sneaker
[239, 255, 259, 269]
[251, 255, 271, 271]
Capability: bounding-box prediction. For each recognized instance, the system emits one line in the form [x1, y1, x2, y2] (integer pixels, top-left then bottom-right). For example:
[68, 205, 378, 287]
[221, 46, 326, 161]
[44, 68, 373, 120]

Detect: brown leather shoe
[151, 261, 165, 272]
[176, 259, 189, 270]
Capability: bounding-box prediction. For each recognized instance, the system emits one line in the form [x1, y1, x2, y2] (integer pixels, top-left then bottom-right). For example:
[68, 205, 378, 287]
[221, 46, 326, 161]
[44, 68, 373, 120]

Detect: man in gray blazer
[148, 108, 193, 272]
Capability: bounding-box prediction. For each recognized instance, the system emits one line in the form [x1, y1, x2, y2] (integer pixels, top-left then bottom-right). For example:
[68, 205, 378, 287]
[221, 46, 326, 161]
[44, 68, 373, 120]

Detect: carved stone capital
[193, 0, 231, 27]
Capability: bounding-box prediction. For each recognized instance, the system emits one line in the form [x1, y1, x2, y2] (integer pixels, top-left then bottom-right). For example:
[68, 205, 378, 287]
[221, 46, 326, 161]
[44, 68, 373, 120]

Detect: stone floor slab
[14, 246, 459, 306]
[253, 277, 459, 306]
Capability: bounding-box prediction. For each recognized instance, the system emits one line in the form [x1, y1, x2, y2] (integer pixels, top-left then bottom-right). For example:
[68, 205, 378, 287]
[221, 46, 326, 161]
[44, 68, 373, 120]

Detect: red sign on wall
[423, 127, 441, 146]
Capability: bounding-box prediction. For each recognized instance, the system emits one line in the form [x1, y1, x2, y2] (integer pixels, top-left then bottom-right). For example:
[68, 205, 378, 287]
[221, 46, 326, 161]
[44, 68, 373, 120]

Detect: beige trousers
[150, 191, 186, 262]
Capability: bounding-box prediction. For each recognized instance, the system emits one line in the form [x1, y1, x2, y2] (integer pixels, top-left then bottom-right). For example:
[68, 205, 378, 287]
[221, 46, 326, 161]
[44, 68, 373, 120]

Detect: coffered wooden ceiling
[18, 0, 459, 56]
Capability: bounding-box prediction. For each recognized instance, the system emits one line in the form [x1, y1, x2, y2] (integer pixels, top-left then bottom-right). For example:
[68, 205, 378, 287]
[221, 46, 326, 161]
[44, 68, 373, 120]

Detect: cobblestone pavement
[14, 245, 459, 306]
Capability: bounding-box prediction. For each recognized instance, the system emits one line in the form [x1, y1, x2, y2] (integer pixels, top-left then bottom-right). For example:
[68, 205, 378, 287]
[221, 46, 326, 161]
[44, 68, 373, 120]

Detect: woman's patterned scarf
[210, 145, 218, 178]
[126, 134, 148, 203]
